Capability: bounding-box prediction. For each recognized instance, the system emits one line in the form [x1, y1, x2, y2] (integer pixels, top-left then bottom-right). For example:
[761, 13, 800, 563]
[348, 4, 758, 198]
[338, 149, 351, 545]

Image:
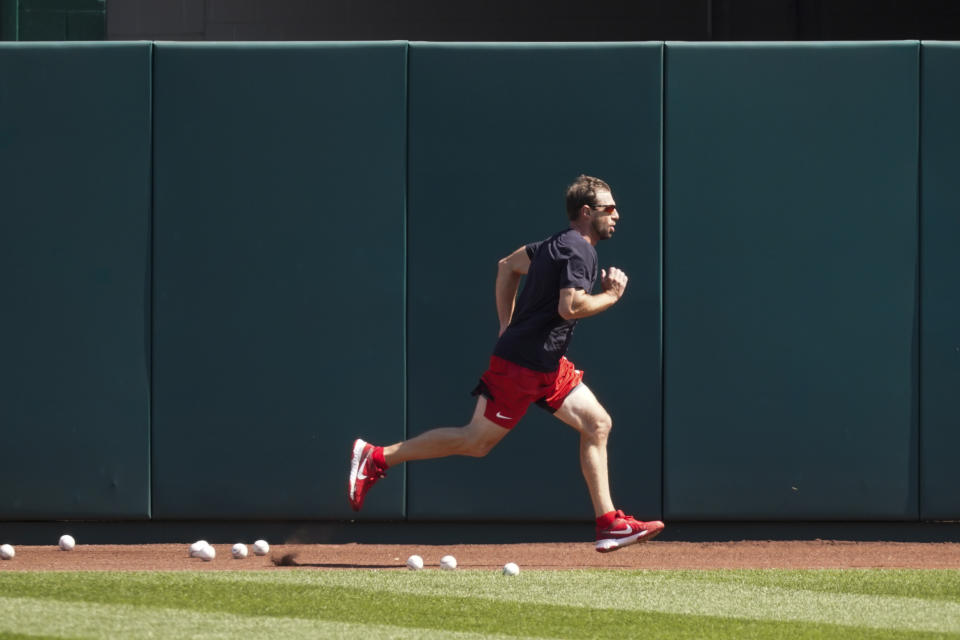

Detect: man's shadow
[271, 553, 398, 569]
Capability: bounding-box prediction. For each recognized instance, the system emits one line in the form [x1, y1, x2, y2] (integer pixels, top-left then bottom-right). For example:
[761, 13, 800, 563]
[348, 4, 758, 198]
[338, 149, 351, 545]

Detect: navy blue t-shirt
[493, 228, 598, 372]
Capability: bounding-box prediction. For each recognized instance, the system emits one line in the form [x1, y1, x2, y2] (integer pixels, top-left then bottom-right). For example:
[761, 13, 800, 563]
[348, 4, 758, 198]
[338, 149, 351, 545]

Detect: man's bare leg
[349, 399, 509, 511]
[553, 383, 664, 551]
[383, 397, 510, 466]
[553, 384, 615, 517]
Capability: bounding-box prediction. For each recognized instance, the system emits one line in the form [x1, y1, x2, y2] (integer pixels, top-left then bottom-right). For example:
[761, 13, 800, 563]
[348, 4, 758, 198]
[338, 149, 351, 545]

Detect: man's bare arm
[557, 267, 628, 321]
[496, 246, 531, 336]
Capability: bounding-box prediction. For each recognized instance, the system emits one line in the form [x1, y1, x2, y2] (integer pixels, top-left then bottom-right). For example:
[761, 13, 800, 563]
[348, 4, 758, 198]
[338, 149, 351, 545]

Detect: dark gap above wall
[105, 0, 960, 43]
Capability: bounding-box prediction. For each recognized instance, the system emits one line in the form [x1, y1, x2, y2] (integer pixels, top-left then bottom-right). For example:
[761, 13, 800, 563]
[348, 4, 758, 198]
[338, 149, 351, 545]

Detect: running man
[348, 175, 664, 552]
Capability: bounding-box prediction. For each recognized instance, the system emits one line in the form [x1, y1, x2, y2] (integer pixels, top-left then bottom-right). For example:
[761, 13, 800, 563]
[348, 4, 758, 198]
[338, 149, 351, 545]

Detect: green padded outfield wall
[920, 42, 960, 520]
[663, 42, 919, 520]
[407, 43, 662, 520]
[152, 43, 407, 519]
[0, 43, 151, 518]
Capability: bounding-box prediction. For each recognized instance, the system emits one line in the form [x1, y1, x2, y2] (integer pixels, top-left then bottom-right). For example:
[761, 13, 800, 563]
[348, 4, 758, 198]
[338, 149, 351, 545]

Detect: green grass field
[0, 569, 958, 639]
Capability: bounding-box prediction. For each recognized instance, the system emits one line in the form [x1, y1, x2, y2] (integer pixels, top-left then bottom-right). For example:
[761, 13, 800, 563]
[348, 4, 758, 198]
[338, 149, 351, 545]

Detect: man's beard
[594, 222, 613, 240]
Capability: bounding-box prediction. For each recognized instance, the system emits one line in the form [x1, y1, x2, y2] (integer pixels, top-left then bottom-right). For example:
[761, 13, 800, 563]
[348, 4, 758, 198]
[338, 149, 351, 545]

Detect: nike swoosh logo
[603, 525, 633, 535]
[495, 412, 513, 420]
[357, 451, 370, 480]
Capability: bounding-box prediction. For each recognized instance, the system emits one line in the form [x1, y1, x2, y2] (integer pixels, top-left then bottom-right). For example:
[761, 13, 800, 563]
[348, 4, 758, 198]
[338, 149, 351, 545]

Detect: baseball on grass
[58, 535, 76, 551]
[502, 562, 520, 576]
[189, 540, 209, 557]
[231, 543, 248, 559]
[406, 554, 424, 570]
[0, 544, 14, 560]
[197, 544, 216, 561]
[440, 555, 457, 570]
[252, 539, 270, 556]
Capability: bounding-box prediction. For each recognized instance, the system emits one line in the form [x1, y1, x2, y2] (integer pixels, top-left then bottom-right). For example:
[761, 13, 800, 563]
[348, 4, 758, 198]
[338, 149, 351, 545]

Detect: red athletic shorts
[471, 355, 584, 429]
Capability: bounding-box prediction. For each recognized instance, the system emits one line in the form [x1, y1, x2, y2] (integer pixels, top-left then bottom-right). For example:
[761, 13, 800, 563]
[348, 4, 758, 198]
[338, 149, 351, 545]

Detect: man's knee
[460, 420, 506, 457]
[586, 412, 612, 442]
[463, 437, 498, 457]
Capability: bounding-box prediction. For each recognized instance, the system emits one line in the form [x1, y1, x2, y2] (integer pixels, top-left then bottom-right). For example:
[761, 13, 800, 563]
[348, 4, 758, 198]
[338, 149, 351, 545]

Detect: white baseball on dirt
[197, 544, 216, 561]
[189, 540, 209, 557]
[58, 535, 76, 551]
[502, 562, 520, 576]
[252, 540, 269, 556]
[231, 543, 248, 559]
[406, 554, 424, 570]
[0, 544, 14, 560]
[440, 555, 457, 570]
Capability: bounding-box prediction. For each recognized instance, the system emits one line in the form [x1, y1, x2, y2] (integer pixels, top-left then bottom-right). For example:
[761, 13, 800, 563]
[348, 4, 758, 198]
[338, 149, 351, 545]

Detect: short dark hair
[565, 175, 611, 221]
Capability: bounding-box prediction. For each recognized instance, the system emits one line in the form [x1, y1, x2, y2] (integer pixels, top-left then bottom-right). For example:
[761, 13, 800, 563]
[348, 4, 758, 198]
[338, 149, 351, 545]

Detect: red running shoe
[348, 438, 386, 511]
[595, 510, 664, 553]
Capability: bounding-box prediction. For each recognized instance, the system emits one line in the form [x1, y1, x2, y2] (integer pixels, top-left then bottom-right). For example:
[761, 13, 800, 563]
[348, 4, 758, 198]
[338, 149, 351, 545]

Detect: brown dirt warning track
[2, 540, 960, 571]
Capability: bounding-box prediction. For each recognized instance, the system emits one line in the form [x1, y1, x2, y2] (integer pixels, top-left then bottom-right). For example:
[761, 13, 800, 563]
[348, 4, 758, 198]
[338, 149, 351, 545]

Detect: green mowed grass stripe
[0, 588, 948, 640]
[196, 569, 960, 634]
[0, 596, 532, 640]
[0, 573, 956, 640]
[692, 570, 960, 603]
[0, 633, 77, 640]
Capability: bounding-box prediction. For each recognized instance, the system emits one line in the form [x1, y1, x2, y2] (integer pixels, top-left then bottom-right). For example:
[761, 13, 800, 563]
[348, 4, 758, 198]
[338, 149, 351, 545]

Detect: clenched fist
[601, 267, 628, 300]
